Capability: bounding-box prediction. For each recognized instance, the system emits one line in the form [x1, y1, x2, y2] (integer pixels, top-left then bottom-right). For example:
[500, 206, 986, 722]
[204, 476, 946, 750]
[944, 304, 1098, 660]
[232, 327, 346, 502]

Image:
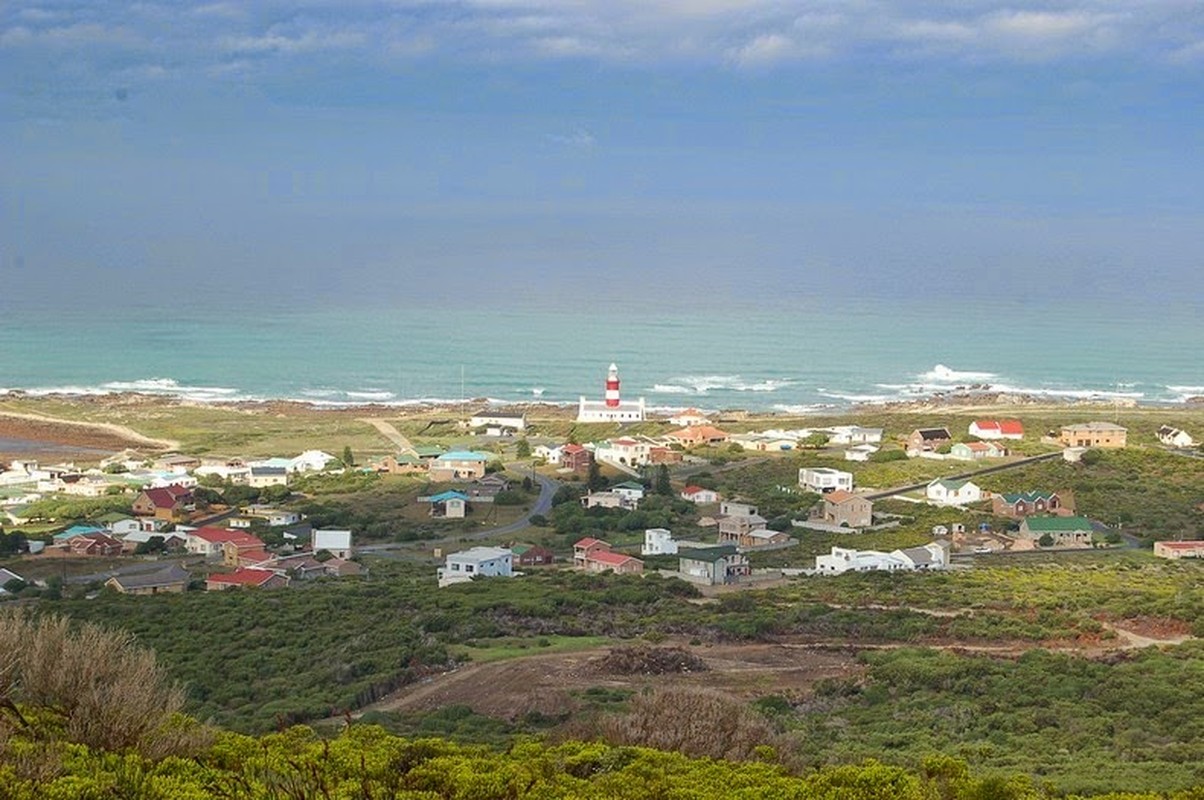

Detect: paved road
[863, 451, 1063, 501]
[359, 418, 416, 456]
[359, 465, 560, 554]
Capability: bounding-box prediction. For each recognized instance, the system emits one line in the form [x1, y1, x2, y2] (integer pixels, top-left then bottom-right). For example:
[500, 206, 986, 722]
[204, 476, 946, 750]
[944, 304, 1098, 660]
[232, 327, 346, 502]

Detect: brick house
[822, 490, 873, 528]
[906, 427, 952, 454]
[992, 491, 1074, 518]
[572, 537, 643, 574]
[131, 485, 195, 521]
[560, 444, 593, 474]
[510, 543, 555, 566]
[68, 532, 123, 557]
[1059, 423, 1127, 449]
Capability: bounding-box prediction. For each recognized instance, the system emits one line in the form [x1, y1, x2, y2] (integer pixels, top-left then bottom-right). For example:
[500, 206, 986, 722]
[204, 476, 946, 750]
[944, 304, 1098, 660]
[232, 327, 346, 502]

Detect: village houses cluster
[4, 359, 1197, 598]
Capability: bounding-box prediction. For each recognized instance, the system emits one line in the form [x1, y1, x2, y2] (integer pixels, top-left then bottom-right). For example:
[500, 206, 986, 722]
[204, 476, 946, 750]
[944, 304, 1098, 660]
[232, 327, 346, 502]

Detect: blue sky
[2, 1, 1203, 311]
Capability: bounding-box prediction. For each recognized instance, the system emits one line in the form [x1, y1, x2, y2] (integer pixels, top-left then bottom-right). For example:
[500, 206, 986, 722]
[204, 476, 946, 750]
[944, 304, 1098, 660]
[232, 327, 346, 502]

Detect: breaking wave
[649, 375, 793, 395]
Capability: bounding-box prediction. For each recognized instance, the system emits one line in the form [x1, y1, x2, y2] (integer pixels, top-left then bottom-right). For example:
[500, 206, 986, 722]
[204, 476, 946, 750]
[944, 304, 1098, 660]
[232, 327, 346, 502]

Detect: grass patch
[451, 635, 613, 664]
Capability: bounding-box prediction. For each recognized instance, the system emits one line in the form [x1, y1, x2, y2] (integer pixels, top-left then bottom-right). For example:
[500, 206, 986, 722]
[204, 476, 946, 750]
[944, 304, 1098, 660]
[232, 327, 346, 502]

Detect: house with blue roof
[424, 490, 470, 518]
[53, 524, 107, 542]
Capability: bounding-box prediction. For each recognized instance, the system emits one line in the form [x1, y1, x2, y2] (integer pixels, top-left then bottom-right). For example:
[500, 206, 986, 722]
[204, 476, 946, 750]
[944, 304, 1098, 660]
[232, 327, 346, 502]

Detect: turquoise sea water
[1, 299, 1200, 411]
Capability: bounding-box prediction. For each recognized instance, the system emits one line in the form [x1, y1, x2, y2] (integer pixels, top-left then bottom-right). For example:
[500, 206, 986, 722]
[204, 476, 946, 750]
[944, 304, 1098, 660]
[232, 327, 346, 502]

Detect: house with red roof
[186, 527, 266, 558]
[585, 549, 644, 575]
[1154, 541, 1204, 560]
[664, 426, 729, 448]
[560, 444, 592, 474]
[969, 420, 1025, 440]
[205, 567, 289, 591]
[680, 485, 719, 504]
[131, 485, 195, 521]
[68, 532, 123, 557]
[949, 441, 1009, 461]
[668, 408, 711, 427]
[571, 537, 644, 574]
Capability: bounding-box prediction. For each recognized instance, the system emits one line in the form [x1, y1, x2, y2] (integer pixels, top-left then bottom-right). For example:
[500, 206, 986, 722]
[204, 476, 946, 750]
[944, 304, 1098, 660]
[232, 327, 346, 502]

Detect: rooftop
[679, 545, 740, 563]
[437, 451, 492, 462]
[1023, 516, 1093, 531]
[1062, 422, 1128, 432]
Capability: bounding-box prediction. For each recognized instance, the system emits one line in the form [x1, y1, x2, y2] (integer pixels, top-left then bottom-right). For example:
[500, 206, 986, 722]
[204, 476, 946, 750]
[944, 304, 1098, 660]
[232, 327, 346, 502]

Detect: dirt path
[0, 410, 179, 451]
[360, 642, 860, 720]
[358, 418, 415, 455]
[351, 620, 1196, 724]
[1100, 621, 1193, 649]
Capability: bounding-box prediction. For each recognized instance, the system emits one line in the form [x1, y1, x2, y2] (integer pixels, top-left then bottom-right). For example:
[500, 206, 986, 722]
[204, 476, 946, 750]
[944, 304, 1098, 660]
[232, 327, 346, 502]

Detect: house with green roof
[925, 478, 983, 507]
[1018, 515, 1094, 547]
[677, 544, 750, 586]
[992, 490, 1074, 518]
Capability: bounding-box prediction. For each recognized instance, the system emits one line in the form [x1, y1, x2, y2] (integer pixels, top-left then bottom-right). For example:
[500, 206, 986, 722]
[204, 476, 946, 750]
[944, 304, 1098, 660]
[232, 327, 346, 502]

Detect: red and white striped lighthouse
[605, 363, 621, 408]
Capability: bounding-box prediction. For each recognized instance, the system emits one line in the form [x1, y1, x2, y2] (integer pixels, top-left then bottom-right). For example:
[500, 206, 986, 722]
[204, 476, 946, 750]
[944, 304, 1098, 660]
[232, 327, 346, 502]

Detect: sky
[2, 1, 1203, 312]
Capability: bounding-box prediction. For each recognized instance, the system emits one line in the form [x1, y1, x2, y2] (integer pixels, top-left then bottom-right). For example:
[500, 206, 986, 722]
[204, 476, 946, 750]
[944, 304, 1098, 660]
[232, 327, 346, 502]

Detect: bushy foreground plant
[0, 611, 212, 769]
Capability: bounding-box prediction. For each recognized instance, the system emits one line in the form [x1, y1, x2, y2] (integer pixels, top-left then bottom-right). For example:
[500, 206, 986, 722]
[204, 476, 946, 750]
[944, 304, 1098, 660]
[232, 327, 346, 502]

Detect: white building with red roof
[186, 527, 266, 557]
[668, 408, 711, 427]
[969, 419, 1025, 440]
[680, 486, 719, 504]
[1154, 541, 1204, 560]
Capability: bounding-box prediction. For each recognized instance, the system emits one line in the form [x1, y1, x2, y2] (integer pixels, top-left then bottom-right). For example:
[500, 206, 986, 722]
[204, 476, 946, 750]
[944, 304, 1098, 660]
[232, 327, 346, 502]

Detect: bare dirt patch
[363, 641, 862, 721]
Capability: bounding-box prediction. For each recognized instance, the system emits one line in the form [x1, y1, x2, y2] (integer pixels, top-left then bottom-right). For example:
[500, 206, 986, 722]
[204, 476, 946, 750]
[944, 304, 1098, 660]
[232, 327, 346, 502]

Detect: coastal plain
[3, 392, 1204, 795]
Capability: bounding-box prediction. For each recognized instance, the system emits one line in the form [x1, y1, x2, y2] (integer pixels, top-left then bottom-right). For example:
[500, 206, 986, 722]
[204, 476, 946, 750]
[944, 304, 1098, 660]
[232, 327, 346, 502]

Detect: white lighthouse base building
[577, 397, 646, 423]
[577, 363, 645, 423]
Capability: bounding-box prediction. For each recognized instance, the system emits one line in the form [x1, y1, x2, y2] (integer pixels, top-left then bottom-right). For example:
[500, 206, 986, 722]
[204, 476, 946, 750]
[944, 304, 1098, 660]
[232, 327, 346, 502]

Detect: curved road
[358, 465, 560, 553]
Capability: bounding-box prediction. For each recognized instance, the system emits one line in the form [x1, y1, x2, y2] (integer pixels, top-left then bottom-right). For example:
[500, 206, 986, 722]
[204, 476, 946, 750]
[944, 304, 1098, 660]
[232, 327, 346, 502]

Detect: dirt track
[0, 410, 178, 452]
[362, 643, 862, 720]
[361, 620, 1194, 723]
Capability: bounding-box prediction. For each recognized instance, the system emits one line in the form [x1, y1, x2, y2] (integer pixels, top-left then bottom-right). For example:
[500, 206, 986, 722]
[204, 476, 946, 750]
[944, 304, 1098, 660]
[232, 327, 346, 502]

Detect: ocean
[1, 299, 1200, 412]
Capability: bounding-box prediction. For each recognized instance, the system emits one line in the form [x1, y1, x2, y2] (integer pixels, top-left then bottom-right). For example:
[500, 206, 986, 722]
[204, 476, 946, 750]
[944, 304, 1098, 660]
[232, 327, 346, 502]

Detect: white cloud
[727, 32, 796, 66]
[1, 0, 1201, 77]
[546, 128, 596, 147]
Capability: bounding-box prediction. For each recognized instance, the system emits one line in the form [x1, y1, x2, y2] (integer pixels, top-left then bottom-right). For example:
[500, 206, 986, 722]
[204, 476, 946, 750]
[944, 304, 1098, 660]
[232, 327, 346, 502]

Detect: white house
[290, 451, 337, 473]
[826, 426, 884, 445]
[533, 445, 563, 465]
[680, 485, 719, 504]
[593, 437, 654, 467]
[926, 479, 983, 506]
[248, 466, 289, 488]
[312, 529, 353, 559]
[437, 546, 513, 588]
[470, 413, 526, 431]
[642, 528, 678, 555]
[816, 546, 904, 574]
[194, 464, 252, 483]
[815, 541, 948, 575]
[581, 491, 636, 510]
[668, 408, 711, 427]
[1158, 426, 1196, 448]
[969, 420, 1025, 440]
[612, 481, 646, 503]
[844, 444, 880, 462]
[799, 467, 854, 493]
